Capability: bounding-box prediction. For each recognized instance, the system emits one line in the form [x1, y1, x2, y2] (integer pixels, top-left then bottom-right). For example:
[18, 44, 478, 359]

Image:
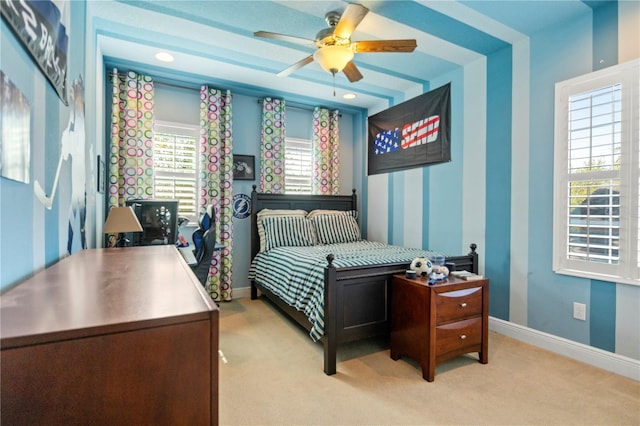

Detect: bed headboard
[250, 185, 357, 260]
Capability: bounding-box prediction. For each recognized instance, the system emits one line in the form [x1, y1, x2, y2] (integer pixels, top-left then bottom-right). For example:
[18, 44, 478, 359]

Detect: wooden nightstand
[390, 274, 489, 381]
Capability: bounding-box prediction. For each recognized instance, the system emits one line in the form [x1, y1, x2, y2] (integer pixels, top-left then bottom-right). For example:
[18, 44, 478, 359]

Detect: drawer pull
[460, 334, 467, 340]
[460, 302, 468, 308]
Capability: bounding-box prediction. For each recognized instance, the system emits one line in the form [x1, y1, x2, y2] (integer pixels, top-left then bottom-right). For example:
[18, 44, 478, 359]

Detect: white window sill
[554, 268, 640, 287]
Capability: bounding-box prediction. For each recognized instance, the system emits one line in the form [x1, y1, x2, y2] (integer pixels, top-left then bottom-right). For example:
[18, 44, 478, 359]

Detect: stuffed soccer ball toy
[410, 257, 433, 277]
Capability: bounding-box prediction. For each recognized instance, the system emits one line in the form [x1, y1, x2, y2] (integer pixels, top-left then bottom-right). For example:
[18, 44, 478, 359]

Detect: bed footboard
[323, 254, 405, 374]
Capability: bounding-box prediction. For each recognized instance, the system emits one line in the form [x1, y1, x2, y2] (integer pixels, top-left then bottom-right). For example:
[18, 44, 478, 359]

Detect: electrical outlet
[573, 302, 587, 321]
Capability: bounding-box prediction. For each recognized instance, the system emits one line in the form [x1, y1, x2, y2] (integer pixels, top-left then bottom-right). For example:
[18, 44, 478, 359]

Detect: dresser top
[393, 274, 488, 291]
[1, 246, 217, 349]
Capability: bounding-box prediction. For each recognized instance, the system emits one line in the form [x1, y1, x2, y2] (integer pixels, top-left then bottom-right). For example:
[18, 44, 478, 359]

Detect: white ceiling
[92, 0, 596, 113]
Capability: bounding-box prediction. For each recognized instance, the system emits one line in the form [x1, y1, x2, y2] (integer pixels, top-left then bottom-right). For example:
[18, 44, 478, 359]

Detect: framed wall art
[233, 155, 255, 180]
[1, 70, 31, 184]
[97, 155, 105, 193]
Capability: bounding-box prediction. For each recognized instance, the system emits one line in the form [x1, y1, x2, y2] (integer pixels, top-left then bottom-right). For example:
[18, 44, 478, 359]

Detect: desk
[180, 245, 198, 265]
[1, 246, 218, 425]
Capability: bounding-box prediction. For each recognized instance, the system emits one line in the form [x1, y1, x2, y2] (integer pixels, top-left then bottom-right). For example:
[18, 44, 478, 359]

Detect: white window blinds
[284, 137, 313, 194]
[153, 122, 198, 220]
[566, 84, 621, 265]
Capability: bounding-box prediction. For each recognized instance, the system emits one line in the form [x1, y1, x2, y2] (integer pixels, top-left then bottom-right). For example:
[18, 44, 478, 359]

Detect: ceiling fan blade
[254, 31, 315, 46]
[277, 55, 314, 77]
[342, 61, 363, 83]
[333, 3, 369, 40]
[353, 39, 417, 53]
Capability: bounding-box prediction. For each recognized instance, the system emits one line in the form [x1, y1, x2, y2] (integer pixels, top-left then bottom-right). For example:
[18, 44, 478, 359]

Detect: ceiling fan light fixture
[313, 45, 354, 74]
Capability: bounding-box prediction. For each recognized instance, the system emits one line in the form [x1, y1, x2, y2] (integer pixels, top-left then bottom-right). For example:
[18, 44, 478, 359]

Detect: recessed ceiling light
[343, 93, 356, 100]
[154, 52, 174, 62]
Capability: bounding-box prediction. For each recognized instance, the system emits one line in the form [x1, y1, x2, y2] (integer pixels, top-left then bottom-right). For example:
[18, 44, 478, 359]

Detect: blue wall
[1, 2, 89, 291]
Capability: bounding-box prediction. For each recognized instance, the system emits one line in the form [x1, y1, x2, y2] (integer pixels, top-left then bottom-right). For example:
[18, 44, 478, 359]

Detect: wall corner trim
[489, 317, 639, 381]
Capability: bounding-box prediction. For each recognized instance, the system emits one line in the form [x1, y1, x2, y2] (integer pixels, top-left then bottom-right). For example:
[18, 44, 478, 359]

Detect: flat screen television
[125, 199, 179, 246]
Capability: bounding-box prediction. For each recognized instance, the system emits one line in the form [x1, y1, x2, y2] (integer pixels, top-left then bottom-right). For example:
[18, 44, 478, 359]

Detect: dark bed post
[250, 185, 259, 300]
[469, 243, 478, 274]
[351, 188, 357, 211]
[324, 254, 337, 375]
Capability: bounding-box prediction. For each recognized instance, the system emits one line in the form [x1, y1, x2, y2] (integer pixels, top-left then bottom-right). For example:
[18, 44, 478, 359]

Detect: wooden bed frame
[249, 186, 478, 375]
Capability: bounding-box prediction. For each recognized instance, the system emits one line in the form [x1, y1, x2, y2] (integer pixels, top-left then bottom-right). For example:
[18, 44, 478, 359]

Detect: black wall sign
[368, 83, 451, 175]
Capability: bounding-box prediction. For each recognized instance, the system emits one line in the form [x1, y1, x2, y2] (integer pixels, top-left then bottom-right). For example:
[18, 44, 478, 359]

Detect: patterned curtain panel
[312, 107, 340, 195]
[108, 69, 155, 209]
[259, 98, 286, 194]
[199, 86, 234, 302]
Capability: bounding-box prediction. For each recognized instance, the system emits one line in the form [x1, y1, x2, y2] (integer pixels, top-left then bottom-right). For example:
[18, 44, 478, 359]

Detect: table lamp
[104, 206, 143, 247]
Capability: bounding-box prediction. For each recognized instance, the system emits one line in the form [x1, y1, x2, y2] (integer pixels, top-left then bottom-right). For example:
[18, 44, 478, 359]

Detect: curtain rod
[108, 72, 340, 115]
[108, 72, 201, 92]
[257, 99, 341, 116]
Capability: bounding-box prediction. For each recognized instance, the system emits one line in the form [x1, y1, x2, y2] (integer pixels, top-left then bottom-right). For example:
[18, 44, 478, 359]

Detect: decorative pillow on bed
[257, 209, 307, 252]
[260, 216, 317, 251]
[311, 213, 361, 245]
[307, 209, 358, 220]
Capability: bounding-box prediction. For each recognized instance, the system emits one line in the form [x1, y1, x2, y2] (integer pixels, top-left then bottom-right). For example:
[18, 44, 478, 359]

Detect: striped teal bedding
[248, 240, 442, 341]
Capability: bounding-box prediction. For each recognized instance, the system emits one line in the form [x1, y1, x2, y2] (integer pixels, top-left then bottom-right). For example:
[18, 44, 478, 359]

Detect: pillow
[307, 209, 358, 220]
[257, 209, 307, 219]
[257, 209, 307, 252]
[311, 214, 361, 245]
[260, 216, 317, 251]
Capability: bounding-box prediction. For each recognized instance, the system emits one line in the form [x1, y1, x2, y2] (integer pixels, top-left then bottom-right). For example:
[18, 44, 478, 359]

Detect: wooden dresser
[1, 246, 218, 425]
[390, 274, 489, 381]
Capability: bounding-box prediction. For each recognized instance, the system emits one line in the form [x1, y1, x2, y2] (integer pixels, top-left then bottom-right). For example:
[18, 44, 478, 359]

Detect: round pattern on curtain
[108, 69, 155, 209]
[312, 107, 340, 195]
[199, 86, 234, 302]
[259, 98, 286, 194]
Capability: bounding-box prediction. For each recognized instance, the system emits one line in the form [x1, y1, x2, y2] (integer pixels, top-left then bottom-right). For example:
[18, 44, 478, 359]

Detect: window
[284, 137, 313, 194]
[553, 59, 639, 285]
[153, 121, 199, 220]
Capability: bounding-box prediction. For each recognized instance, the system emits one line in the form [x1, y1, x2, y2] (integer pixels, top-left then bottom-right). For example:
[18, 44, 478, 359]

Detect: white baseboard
[490, 317, 639, 381]
[232, 286, 251, 299]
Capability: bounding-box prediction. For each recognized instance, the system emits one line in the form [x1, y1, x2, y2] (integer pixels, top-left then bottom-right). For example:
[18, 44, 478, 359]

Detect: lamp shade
[104, 207, 143, 234]
[313, 45, 354, 74]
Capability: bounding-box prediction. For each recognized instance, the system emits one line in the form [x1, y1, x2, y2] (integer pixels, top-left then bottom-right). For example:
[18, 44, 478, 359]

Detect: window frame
[553, 59, 639, 286]
[153, 120, 200, 222]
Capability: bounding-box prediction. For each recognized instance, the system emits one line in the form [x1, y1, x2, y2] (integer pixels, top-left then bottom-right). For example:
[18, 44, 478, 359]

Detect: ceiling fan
[254, 3, 417, 83]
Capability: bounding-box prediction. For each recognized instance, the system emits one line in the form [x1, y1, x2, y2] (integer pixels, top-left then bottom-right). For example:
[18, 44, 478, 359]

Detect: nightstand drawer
[435, 286, 483, 324]
[435, 317, 482, 356]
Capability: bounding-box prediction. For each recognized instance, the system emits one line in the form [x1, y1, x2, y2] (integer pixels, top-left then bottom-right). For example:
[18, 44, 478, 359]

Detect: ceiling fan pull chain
[333, 71, 336, 97]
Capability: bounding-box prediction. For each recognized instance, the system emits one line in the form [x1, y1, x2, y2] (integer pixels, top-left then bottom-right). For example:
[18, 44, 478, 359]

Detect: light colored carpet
[218, 297, 639, 425]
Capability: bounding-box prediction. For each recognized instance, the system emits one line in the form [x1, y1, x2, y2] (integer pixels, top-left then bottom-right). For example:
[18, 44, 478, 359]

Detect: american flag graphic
[374, 128, 400, 155]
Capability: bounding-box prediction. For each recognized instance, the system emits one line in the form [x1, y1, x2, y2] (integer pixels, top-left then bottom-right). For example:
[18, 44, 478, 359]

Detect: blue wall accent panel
[359, 113, 369, 238]
[590, 280, 616, 352]
[392, 172, 404, 246]
[421, 165, 430, 246]
[592, 1, 618, 70]
[372, 2, 510, 55]
[484, 46, 512, 320]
